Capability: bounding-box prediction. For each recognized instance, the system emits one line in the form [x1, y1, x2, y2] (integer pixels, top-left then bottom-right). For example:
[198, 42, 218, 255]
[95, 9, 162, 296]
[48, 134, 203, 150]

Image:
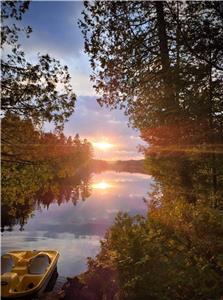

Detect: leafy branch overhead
[1, 1, 76, 129]
[79, 1, 223, 146]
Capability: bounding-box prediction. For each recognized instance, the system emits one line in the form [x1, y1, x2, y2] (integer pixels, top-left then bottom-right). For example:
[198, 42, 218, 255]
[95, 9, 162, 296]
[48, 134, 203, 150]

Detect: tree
[1, 1, 76, 129]
[79, 4, 223, 299]
[79, 1, 223, 147]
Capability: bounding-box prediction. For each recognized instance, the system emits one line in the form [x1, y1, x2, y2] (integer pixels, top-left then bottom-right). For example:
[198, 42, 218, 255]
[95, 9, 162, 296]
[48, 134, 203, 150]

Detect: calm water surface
[1, 171, 152, 277]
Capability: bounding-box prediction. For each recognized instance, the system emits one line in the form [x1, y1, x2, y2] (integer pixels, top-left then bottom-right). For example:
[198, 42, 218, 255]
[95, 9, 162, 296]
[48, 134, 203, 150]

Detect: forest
[1, 1, 223, 300]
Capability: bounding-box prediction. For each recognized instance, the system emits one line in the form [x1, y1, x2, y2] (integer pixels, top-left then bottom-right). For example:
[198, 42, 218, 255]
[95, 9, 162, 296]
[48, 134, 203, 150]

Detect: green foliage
[87, 204, 223, 300]
[1, 113, 93, 231]
[144, 152, 223, 208]
[83, 151, 223, 300]
[78, 4, 223, 294]
[78, 3, 223, 299]
[80, 1, 223, 146]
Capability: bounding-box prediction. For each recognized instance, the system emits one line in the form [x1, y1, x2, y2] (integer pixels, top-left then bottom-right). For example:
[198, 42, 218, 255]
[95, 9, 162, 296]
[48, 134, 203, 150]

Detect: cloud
[108, 119, 123, 125]
[71, 72, 96, 97]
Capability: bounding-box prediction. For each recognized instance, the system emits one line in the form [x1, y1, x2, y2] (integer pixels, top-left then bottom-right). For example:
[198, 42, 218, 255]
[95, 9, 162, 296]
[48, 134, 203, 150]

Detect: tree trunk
[155, 1, 176, 123]
[155, 1, 170, 73]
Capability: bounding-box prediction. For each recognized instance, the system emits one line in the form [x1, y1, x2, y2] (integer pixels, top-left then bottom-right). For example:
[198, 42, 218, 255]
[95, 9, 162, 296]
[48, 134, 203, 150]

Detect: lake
[1, 171, 153, 277]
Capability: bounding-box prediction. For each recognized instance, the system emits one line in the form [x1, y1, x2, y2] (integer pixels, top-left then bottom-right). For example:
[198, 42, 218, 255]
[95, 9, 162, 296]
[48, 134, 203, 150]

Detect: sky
[20, 1, 145, 160]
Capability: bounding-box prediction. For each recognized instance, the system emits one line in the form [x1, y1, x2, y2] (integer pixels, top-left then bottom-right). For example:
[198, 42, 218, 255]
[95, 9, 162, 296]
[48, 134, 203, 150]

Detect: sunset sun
[93, 142, 113, 150]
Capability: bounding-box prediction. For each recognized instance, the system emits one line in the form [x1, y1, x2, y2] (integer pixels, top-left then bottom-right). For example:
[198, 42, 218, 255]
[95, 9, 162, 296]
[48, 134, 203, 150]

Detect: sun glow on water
[92, 181, 111, 190]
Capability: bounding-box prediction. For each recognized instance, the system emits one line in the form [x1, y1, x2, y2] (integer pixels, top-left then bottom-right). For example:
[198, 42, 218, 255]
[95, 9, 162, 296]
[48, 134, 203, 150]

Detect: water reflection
[2, 231, 101, 277]
[144, 152, 223, 209]
[1, 171, 152, 276]
[3, 151, 222, 279]
[1, 173, 92, 232]
[92, 181, 112, 190]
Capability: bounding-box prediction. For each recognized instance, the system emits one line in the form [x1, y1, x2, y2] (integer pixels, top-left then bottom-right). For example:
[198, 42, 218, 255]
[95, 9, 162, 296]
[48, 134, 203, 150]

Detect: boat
[1, 250, 59, 298]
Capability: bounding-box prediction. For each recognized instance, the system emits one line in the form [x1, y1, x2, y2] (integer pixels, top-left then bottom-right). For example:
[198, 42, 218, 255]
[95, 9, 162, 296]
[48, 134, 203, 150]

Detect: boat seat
[16, 258, 29, 267]
[28, 254, 51, 275]
[12, 266, 28, 276]
[1, 254, 15, 275]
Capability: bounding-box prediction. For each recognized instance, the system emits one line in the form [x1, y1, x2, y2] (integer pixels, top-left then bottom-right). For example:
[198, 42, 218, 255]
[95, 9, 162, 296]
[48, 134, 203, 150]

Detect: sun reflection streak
[92, 181, 112, 190]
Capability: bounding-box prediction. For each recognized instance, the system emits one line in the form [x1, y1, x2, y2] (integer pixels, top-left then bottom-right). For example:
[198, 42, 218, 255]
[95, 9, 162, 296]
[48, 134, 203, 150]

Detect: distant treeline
[90, 159, 147, 174]
[1, 113, 93, 232]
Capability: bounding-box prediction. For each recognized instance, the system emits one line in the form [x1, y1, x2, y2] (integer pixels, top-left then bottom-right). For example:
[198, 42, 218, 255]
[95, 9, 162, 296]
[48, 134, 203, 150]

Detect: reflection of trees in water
[1, 202, 35, 232]
[145, 152, 223, 209]
[1, 171, 92, 232]
[35, 174, 92, 210]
